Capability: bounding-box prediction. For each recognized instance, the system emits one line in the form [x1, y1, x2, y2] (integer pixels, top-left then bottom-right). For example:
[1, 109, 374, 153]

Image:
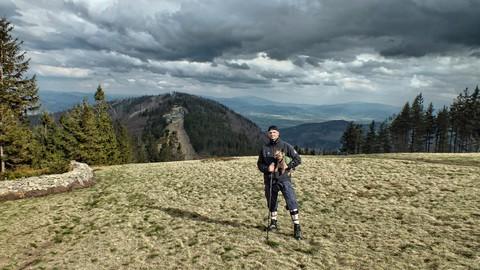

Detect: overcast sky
[2, 0, 480, 107]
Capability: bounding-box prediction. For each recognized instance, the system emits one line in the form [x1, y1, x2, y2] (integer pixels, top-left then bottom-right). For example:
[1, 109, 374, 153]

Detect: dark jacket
[257, 138, 301, 181]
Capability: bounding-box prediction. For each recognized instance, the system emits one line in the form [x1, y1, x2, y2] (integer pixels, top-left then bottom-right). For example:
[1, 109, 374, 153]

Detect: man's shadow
[146, 205, 265, 232]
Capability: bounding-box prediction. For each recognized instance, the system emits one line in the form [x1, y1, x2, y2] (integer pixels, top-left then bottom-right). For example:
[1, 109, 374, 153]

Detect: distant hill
[109, 92, 264, 161]
[36, 91, 396, 155]
[280, 120, 351, 152]
[210, 96, 399, 130]
[38, 91, 399, 131]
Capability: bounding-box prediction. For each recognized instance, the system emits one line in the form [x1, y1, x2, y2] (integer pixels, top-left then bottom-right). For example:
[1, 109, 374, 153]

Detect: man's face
[268, 129, 280, 141]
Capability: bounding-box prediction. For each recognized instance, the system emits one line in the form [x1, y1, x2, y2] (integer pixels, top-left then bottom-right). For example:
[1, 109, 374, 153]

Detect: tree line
[341, 89, 480, 154]
[0, 18, 132, 179]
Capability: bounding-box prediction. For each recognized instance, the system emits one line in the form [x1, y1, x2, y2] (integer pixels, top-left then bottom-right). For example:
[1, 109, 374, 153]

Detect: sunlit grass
[0, 154, 478, 269]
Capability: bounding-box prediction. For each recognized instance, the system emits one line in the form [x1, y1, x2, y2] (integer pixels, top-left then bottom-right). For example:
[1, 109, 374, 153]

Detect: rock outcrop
[0, 161, 94, 202]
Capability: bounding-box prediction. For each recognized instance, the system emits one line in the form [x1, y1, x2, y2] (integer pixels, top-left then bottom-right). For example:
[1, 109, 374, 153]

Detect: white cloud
[34, 64, 91, 78]
[410, 75, 432, 88]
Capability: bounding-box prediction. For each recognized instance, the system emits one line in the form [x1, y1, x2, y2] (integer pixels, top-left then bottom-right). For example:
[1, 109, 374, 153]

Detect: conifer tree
[424, 103, 436, 152]
[32, 112, 69, 172]
[472, 86, 480, 151]
[410, 93, 425, 152]
[94, 85, 120, 164]
[390, 102, 411, 152]
[363, 121, 377, 154]
[114, 120, 133, 164]
[450, 89, 470, 152]
[435, 106, 449, 152]
[340, 122, 363, 154]
[377, 121, 392, 153]
[59, 104, 83, 161]
[80, 99, 102, 164]
[0, 18, 39, 173]
[0, 18, 39, 118]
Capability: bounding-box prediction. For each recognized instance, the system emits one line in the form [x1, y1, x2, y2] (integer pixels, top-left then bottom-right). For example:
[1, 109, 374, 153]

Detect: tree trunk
[0, 145, 4, 173]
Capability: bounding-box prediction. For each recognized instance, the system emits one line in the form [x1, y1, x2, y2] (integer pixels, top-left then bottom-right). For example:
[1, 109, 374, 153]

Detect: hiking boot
[266, 219, 278, 231]
[293, 224, 302, 240]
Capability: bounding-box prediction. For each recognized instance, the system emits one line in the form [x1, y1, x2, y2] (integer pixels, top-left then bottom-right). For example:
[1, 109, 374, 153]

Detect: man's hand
[268, 162, 275, 172]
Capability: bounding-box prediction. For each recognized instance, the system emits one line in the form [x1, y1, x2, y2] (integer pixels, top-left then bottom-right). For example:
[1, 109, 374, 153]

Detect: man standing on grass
[257, 125, 302, 240]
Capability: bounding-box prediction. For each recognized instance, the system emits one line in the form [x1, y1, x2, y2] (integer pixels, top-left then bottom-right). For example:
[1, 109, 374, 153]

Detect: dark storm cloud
[0, 0, 19, 18]
[11, 0, 480, 62]
[7, 0, 480, 108]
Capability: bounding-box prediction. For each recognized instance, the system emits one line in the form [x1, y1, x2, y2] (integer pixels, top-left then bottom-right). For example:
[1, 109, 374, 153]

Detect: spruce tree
[363, 121, 377, 154]
[94, 85, 120, 164]
[390, 102, 411, 152]
[340, 122, 363, 154]
[32, 112, 69, 173]
[0, 18, 39, 173]
[424, 103, 436, 152]
[377, 121, 392, 153]
[435, 106, 449, 152]
[59, 104, 83, 161]
[410, 93, 426, 152]
[450, 89, 469, 152]
[114, 120, 133, 164]
[0, 18, 39, 117]
[472, 86, 480, 151]
[0, 104, 16, 173]
[80, 99, 102, 164]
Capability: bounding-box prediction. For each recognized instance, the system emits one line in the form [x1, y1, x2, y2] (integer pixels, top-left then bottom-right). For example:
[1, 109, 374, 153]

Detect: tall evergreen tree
[450, 89, 470, 152]
[80, 99, 102, 164]
[0, 104, 16, 173]
[59, 100, 101, 165]
[32, 112, 69, 172]
[472, 86, 480, 151]
[363, 121, 377, 154]
[424, 102, 436, 152]
[0, 18, 39, 173]
[94, 85, 120, 164]
[0, 18, 39, 117]
[390, 102, 411, 152]
[377, 121, 392, 153]
[410, 93, 425, 152]
[113, 120, 133, 164]
[340, 122, 363, 154]
[435, 106, 449, 152]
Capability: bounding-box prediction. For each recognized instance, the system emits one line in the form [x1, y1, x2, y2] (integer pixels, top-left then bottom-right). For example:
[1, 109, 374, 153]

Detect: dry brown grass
[0, 154, 479, 269]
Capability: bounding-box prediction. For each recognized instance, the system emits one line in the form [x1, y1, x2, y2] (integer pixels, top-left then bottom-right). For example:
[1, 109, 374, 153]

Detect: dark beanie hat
[268, 125, 279, 132]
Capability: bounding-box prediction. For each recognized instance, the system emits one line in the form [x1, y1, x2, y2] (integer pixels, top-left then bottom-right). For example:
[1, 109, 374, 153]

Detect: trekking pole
[267, 170, 273, 242]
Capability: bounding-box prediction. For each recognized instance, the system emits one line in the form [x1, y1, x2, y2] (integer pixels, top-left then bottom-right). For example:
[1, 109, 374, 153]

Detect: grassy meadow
[0, 153, 479, 269]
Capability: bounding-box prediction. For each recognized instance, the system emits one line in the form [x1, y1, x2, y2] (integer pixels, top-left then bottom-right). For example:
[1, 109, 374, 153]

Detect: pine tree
[32, 112, 69, 173]
[340, 122, 363, 154]
[377, 121, 392, 153]
[424, 103, 436, 152]
[435, 106, 449, 152]
[0, 18, 39, 118]
[59, 100, 101, 165]
[80, 99, 102, 164]
[59, 104, 83, 161]
[472, 86, 480, 151]
[363, 121, 377, 154]
[450, 89, 469, 152]
[0, 18, 39, 173]
[390, 102, 411, 152]
[410, 93, 425, 152]
[94, 85, 120, 164]
[0, 104, 16, 173]
[113, 120, 133, 164]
